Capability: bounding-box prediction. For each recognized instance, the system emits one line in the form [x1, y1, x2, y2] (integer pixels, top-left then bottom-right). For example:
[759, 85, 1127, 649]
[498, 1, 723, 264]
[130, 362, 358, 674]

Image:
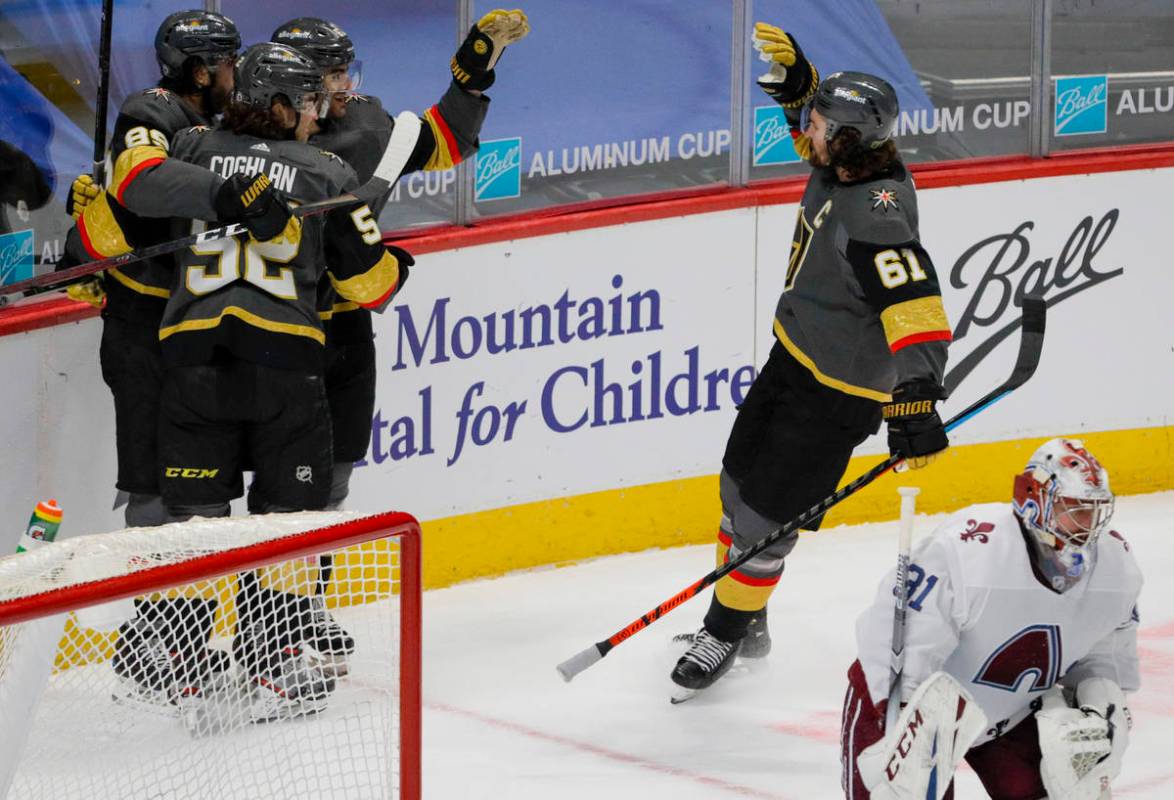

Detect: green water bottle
[16, 499, 63, 553]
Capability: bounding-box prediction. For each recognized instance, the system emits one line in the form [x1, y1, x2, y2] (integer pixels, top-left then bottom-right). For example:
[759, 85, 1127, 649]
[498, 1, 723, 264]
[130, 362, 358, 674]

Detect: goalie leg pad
[856, 671, 987, 800]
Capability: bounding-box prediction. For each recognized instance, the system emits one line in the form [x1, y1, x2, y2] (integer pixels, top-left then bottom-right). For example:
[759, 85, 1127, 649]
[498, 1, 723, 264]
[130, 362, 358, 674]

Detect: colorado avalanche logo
[960, 519, 994, 543]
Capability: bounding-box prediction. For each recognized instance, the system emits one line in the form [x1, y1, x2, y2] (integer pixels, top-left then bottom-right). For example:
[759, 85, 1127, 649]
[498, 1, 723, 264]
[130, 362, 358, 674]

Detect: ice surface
[423, 492, 1174, 798]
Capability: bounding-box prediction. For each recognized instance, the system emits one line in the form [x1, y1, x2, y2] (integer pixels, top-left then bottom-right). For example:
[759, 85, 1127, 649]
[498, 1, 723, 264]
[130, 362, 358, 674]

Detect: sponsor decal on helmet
[832, 87, 867, 104]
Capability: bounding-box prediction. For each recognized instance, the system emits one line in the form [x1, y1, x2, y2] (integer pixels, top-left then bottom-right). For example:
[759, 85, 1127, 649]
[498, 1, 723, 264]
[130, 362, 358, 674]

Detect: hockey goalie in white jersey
[842, 438, 1141, 800]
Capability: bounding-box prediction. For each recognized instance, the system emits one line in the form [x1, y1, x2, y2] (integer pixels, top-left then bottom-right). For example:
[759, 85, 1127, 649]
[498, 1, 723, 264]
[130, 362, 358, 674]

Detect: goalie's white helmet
[1013, 438, 1114, 591]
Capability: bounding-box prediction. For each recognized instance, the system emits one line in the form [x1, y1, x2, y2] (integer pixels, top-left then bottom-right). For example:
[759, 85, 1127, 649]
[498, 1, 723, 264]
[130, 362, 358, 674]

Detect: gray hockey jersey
[775, 162, 951, 401]
[311, 83, 488, 345]
[160, 126, 404, 371]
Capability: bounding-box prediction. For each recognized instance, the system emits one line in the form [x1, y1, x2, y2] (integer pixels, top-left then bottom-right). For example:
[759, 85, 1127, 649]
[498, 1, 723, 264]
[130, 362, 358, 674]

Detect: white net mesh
[0, 511, 418, 800]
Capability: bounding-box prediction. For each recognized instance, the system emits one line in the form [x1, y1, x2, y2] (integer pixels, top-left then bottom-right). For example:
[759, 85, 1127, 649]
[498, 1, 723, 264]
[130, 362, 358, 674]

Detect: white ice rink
[423, 491, 1174, 799]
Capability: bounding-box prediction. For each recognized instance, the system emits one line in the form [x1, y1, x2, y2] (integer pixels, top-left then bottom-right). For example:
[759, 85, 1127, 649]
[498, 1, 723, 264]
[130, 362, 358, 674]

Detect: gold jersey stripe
[107, 266, 170, 298]
[159, 305, 325, 344]
[422, 107, 459, 171]
[773, 318, 892, 403]
[880, 296, 952, 349]
[329, 249, 399, 307]
[111, 145, 168, 203]
[77, 193, 132, 259]
[318, 300, 361, 321]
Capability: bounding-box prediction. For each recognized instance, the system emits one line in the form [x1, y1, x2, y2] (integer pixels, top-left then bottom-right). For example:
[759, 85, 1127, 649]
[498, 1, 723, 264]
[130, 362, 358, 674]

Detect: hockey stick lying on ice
[0, 113, 422, 308]
[556, 293, 1046, 682]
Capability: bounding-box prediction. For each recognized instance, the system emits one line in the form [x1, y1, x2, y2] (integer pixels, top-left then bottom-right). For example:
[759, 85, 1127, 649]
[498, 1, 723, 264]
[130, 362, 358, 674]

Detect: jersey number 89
[874, 248, 928, 289]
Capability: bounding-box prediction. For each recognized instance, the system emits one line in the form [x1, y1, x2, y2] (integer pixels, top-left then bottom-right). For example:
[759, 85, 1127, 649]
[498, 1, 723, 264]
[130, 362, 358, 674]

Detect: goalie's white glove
[1038, 679, 1129, 800]
[857, 672, 987, 800]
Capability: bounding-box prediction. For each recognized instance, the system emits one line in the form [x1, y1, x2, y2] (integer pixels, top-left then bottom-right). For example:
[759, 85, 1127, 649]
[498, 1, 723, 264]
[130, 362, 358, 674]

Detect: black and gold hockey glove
[213, 173, 298, 243]
[883, 380, 948, 470]
[450, 8, 531, 92]
[752, 22, 820, 109]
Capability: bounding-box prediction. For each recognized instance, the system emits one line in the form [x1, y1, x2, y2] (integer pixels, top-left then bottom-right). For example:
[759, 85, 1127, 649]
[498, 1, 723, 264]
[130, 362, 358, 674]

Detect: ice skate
[307, 596, 355, 679]
[670, 628, 740, 704]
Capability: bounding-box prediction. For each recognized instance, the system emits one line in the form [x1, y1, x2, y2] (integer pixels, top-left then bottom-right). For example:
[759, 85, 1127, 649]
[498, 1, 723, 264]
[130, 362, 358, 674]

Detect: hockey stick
[556, 293, 1046, 682]
[93, 0, 114, 185]
[886, 486, 921, 733]
[0, 112, 423, 307]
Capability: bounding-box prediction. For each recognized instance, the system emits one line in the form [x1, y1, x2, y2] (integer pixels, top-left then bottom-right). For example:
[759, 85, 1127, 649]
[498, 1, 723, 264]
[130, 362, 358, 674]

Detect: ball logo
[475, 137, 522, 201]
[0, 229, 35, 285]
[1054, 75, 1108, 136]
[752, 106, 802, 167]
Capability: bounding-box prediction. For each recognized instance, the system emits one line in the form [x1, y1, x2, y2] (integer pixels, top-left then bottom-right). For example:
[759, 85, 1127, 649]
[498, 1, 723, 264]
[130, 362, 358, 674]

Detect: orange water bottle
[16, 499, 63, 553]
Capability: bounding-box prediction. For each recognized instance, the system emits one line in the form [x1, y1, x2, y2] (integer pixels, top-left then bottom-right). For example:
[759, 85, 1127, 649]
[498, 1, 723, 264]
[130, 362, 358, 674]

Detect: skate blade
[304, 645, 351, 680]
[670, 686, 700, 704]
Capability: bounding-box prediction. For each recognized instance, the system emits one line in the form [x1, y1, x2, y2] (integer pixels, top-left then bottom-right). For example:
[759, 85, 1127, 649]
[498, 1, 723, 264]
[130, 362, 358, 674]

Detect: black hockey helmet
[805, 71, 899, 149]
[154, 10, 240, 79]
[271, 18, 355, 69]
[233, 43, 325, 111]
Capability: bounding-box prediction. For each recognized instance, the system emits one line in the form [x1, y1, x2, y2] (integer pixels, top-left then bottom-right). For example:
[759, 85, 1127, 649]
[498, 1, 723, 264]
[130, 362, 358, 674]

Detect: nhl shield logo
[295, 465, 314, 484]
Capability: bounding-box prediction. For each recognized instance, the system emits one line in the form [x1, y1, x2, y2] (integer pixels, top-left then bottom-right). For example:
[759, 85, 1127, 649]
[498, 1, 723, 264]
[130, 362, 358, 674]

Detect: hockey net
[0, 510, 421, 800]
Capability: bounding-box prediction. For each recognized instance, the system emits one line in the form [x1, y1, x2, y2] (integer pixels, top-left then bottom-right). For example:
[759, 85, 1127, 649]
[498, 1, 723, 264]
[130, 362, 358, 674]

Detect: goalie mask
[1013, 438, 1115, 592]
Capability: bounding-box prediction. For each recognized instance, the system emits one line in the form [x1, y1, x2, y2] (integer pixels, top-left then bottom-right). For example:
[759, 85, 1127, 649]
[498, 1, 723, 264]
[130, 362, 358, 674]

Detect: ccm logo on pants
[164, 467, 220, 479]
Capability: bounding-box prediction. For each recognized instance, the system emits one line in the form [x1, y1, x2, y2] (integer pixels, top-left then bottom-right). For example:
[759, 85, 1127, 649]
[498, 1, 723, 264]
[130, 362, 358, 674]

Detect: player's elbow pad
[331, 244, 414, 312]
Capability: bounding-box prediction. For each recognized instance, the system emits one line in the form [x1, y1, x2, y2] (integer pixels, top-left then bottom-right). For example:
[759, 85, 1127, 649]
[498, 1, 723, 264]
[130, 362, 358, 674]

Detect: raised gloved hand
[451, 8, 531, 91]
[883, 380, 948, 469]
[213, 173, 298, 243]
[66, 174, 102, 220]
[1037, 680, 1129, 800]
[752, 22, 820, 109]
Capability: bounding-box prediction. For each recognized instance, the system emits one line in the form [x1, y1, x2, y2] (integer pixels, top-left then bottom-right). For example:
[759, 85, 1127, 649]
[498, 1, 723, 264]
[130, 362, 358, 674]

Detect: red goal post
[0, 510, 421, 800]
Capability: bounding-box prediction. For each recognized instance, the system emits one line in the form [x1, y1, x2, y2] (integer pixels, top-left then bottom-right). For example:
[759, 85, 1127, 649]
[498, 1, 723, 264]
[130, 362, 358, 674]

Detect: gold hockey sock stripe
[715, 571, 778, 612]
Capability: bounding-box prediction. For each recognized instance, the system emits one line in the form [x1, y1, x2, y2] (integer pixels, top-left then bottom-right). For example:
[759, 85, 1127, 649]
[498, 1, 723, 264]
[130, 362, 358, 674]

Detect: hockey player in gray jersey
[671, 23, 952, 700]
[270, 12, 527, 676]
[271, 11, 521, 510]
[60, 10, 241, 530]
[150, 42, 410, 719]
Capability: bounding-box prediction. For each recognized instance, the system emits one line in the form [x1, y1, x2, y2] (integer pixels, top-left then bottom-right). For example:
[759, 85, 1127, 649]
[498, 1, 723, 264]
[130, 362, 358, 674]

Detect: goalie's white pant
[841, 661, 1049, 800]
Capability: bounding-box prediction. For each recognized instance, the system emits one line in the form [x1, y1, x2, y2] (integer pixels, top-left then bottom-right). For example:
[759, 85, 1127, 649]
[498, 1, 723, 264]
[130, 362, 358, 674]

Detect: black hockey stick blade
[557, 294, 1046, 682]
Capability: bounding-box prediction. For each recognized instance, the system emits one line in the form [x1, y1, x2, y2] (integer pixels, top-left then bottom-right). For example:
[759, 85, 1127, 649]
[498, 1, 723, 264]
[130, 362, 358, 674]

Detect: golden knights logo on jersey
[786, 199, 833, 291]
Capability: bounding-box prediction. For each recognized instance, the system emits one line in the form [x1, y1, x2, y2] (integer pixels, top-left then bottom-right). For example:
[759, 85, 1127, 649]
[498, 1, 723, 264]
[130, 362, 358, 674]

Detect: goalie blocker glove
[450, 8, 531, 91]
[883, 380, 948, 469]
